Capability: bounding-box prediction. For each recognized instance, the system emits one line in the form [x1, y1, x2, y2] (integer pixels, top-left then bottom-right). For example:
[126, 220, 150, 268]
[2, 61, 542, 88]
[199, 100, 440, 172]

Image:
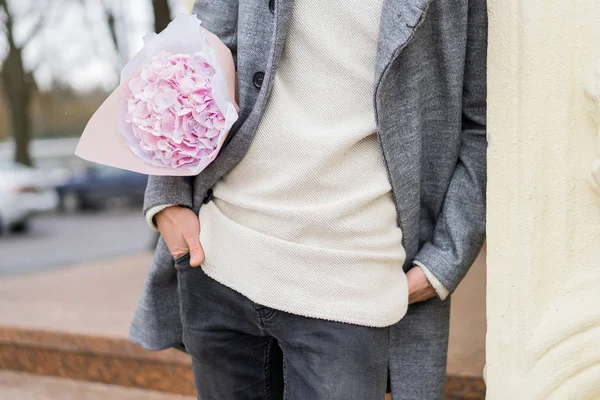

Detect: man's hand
[155, 206, 204, 267]
[407, 266, 437, 304]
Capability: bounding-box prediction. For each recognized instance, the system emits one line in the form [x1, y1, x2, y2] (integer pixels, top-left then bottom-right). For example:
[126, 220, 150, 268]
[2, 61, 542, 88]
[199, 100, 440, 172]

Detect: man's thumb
[186, 235, 205, 267]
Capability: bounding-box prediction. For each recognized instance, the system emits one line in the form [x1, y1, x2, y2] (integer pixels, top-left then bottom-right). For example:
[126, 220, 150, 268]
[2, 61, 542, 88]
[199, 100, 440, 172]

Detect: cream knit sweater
[149, 0, 449, 326]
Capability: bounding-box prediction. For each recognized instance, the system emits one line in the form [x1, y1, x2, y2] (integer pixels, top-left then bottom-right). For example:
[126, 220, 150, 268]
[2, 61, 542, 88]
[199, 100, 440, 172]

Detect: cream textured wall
[585, 60, 600, 193]
[486, 0, 600, 399]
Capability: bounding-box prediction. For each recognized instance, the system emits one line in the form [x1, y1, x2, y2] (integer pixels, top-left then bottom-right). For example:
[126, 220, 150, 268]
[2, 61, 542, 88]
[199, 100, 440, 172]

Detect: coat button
[202, 188, 214, 204]
[253, 72, 265, 88]
[268, 0, 275, 13]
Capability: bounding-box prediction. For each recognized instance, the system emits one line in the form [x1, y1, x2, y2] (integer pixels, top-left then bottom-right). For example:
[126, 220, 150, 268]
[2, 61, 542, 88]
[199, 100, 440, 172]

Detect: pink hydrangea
[122, 51, 227, 170]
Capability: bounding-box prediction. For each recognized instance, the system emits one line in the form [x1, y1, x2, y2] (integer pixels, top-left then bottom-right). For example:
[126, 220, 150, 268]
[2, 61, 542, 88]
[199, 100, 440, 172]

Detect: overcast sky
[0, 0, 189, 92]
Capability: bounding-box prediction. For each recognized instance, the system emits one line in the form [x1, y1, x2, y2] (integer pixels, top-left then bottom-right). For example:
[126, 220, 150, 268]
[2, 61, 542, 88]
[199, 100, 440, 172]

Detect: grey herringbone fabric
[130, 0, 487, 398]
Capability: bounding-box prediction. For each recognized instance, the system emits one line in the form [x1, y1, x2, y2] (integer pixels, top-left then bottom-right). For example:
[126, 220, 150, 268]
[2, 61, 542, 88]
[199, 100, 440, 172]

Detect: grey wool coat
[130, 0, 488, 398]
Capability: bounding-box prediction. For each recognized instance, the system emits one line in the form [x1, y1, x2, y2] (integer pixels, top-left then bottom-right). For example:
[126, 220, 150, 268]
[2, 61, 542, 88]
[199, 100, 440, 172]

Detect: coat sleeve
[412, 0, 488, 293]
[143, 0, 239, 219]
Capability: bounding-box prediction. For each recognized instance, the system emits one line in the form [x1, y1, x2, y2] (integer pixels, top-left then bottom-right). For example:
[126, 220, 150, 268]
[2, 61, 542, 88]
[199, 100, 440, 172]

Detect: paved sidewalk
[0, 246, 486, 376]
[0, 253, 154, 338]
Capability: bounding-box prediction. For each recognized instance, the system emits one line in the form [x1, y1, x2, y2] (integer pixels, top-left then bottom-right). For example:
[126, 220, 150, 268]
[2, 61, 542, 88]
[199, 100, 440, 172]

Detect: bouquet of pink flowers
[76, 14, 238, 176]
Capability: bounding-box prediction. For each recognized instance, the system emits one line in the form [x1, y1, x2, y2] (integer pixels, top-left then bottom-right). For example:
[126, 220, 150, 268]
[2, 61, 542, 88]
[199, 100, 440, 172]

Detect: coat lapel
[374, 0, 435, 91]
[373, 0, 435, 261]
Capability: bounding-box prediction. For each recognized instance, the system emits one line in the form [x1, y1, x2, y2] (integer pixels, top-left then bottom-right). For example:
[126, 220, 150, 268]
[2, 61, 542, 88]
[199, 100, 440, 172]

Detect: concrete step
[0, 327, 194, 395]
[0, 250, 486, 399]
[0, 370, 194, 400]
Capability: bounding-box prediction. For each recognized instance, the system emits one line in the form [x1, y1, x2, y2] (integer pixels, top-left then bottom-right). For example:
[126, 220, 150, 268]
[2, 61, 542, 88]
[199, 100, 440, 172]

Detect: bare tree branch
[0, 4, 6, 32]
[21, 14, 45, 45]
[0, 0, 16, 50]
[75, 0, 121, 70]
[23, 0, 65, 72]
[0, 0, 55, 50]
[25, 0, 65, 46]
[102, 0, 121, 58]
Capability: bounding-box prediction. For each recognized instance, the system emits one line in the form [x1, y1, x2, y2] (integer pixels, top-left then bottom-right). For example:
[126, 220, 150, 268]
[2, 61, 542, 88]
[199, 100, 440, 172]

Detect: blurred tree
[103, 2, 120, 60]
[0, 0, 43, 166]
[152, 0, 172, 33]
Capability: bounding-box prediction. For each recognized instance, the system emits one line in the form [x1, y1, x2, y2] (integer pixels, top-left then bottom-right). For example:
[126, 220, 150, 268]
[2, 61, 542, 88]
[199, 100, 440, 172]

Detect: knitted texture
[199, 0, 409, 326]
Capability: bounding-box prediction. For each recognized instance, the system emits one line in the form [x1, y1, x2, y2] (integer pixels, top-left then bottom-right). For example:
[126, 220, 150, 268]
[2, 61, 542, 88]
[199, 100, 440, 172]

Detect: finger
[167, 240, 191, 260]
[189, 242, 205, 267]
[184, 232, 205, 267]
[409, 288, 437, 305]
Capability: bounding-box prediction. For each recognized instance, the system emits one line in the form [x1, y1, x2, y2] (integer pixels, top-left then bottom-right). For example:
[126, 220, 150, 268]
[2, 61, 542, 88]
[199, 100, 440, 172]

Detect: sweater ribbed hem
[198, 201, 409, 328]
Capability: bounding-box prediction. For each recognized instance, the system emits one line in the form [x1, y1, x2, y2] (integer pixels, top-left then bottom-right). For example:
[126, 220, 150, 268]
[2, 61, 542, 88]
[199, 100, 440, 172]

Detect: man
[130, 0, 487, 398]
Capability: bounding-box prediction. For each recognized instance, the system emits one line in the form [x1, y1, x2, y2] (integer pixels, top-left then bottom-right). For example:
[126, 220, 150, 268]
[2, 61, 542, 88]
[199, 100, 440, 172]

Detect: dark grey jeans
[174, 253, 391, 400]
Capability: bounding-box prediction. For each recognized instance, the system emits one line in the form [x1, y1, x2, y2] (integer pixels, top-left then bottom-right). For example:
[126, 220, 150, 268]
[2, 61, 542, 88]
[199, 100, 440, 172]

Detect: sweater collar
[273, 0, 434, 90]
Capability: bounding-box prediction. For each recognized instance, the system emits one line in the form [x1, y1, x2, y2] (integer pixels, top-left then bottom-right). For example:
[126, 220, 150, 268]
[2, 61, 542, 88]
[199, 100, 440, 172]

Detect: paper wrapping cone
[76, 15, 238, 176]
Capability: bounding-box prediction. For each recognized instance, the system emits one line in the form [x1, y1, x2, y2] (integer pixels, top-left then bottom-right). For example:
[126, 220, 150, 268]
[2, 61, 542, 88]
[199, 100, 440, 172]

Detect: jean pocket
[173, 252, 192, 271]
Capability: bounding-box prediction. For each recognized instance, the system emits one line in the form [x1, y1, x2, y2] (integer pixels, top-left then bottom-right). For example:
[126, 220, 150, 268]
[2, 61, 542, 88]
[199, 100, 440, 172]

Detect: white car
[0, 162, 59, 234]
